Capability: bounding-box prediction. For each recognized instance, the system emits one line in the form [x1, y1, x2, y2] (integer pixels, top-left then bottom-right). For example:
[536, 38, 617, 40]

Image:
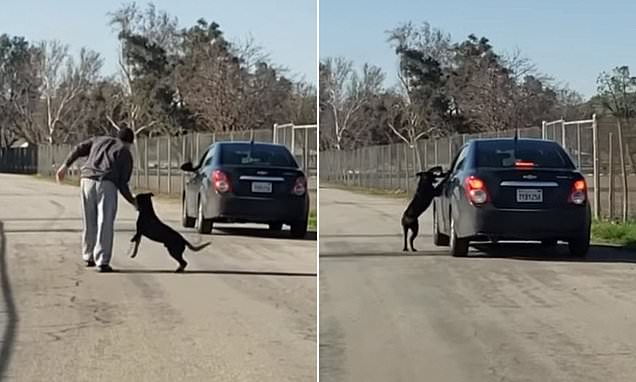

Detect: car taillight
[465, 176, 489, 205]
[213, 170, 231, 193]
[569, 179, 587, 205]
[292, 176, 307, 196]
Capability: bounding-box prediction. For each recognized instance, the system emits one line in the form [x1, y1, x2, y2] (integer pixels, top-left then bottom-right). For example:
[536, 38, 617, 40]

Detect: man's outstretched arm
[56, 138, 93, 183]
[117, 149, 137, 209]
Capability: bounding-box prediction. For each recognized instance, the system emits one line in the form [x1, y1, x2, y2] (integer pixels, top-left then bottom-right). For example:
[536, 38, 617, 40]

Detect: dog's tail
[186, 241, 211, 252]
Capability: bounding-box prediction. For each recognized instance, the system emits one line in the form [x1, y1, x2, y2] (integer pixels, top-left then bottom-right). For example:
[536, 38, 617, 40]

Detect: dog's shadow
[114, 269, 316, 277]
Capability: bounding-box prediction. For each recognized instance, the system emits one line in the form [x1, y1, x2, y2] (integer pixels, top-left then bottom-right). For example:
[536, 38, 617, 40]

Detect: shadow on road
[320, 242, 636, 263]
[320, 250, 447, 259]
[3, 228, 140, 234]
[114, 269, 316, 277]
[214, 227, 317, 241]
[0, 221, 18, 379]
[320, 233, 430, 239]
[3, 226, 317, 241]
[471, 242, 636, 263]
[0, 217, 142, 223]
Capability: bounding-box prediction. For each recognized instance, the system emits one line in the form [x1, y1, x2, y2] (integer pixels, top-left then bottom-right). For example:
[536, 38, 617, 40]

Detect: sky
[0, 0, 317, 83]
[320, 0, 636, 99]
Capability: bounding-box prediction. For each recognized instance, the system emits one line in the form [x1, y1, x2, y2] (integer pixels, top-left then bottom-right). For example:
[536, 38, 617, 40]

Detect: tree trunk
[412, 141, 422, 172]
[617, 118, 629, 222]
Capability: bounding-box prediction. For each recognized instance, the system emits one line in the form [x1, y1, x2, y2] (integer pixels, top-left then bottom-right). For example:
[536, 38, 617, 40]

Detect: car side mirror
[180, 162, 194, 172]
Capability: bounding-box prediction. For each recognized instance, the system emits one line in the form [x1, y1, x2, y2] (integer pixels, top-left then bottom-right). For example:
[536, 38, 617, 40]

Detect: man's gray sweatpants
[80, 178, 118, 266]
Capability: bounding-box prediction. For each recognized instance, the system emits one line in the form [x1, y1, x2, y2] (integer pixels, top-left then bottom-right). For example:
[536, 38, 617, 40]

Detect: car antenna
[513, 127, 519, 161]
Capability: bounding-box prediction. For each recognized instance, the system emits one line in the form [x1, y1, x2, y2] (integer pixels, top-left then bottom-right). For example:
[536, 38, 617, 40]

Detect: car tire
[290, 220, 308, 239]
[449, 214, 469, 257]
[182, 195, 196, 228]
[433, 207, 450, 246]
[269, 222, 283, 231]
[568, 230, 590, 258]
[195, 197, 213, 234]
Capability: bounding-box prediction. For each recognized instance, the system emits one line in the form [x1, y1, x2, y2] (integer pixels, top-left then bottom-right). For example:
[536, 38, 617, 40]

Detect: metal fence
[273, 123, 318, 176]
[320, 115, 636, 219]
[0, 147, 38, 174]
[38, 125, 317, 197]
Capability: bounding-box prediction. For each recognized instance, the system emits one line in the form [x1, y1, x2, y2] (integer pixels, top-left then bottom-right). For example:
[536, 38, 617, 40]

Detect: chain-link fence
[273, 123, 317, 177]
[38, 126, 317, 198]
[320, 115, 636, 219]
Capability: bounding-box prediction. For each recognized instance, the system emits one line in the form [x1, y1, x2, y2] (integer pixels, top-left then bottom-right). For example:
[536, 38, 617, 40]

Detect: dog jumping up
[129, 193, 211, 272]
[401, 166, 448, 252]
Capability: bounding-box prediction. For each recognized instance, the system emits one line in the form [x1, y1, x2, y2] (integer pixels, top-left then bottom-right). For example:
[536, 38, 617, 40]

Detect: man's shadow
[114, 269, 316, 277]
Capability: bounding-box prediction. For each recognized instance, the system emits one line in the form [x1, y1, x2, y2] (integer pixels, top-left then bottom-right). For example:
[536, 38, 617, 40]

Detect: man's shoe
[85, 259, 96, 267]
[97, 264, 114, 273]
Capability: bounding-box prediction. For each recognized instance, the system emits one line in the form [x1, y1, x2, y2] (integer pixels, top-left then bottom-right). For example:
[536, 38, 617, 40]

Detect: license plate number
[517, 189, 542, 203]
[251, 182, 272, 193]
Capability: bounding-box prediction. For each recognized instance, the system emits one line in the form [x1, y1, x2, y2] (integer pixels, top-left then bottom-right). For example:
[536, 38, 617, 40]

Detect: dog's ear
[150, 192, 155, 197]
[415, 171, 426, 177]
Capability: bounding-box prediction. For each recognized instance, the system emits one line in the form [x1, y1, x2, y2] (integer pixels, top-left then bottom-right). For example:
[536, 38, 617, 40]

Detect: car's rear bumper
[205, 192, 309, 223]
[458, 204, 591, 241]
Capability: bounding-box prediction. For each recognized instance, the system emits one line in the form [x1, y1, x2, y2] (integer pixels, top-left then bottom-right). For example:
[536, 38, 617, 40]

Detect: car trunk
[223, 165, 303, 198]
[477, 168, 580, 210]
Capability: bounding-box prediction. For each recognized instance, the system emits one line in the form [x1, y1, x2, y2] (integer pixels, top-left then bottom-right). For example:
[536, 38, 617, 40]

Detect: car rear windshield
[475, 140, 574, 169]
[220, 143, 298, 167]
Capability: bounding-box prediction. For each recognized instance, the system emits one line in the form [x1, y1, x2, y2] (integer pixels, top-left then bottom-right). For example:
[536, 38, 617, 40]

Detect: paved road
[0, 174, 316, 382]
[319, 187, 636, 382]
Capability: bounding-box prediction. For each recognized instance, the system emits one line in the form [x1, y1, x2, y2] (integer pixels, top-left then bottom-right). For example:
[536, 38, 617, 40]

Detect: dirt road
[0, 174, 316, 381]
[319, 187, 636, 382]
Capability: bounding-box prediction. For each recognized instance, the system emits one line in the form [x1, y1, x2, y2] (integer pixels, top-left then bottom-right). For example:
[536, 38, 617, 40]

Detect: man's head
[117, 127, 135, 144]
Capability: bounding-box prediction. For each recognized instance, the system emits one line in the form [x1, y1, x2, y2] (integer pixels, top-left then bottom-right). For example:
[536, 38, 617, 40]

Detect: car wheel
[290, 220, 308, 239]
[449, 214, 469, 257]
[195, 197, 213, 234]
[568, 230, 590, 258]
[182, 195, 196, 228]
[269, 222, 283, 231]
[433, 206, 449, 246]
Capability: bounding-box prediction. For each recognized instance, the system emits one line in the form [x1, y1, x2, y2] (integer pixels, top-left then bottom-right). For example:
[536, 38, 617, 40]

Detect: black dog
[401, 166, 448, 252]
[130, 193, 211, 272]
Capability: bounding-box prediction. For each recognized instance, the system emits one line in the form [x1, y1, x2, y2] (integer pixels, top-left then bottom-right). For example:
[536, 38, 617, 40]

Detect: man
[56, 128, 137, 272]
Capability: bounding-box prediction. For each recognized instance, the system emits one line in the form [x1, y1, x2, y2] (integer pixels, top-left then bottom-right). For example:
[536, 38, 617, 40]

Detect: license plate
[251, 181, 272, 193]
[517, 188, 542, 203]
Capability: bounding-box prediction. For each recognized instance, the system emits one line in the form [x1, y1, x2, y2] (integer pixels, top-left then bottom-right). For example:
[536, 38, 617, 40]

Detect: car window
[475, 140, 574, 169]
[193, 149, 209, 171]
[203, 147, 215, 167]
[451, 146, 468, 173]
[220, 144, 298, 167]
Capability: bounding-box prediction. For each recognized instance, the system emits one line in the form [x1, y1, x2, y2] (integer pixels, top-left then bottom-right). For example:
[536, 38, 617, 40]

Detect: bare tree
[0, 35, 42, 145]
[107, 3, 178, 136]
[320, 57, 384, 150]
[597, 66, 636, 221]
[386, 24, 451, 168]
[386, 22, 452, 67]
[233, 34, 271, 73]
[38, 41, 102, 144]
